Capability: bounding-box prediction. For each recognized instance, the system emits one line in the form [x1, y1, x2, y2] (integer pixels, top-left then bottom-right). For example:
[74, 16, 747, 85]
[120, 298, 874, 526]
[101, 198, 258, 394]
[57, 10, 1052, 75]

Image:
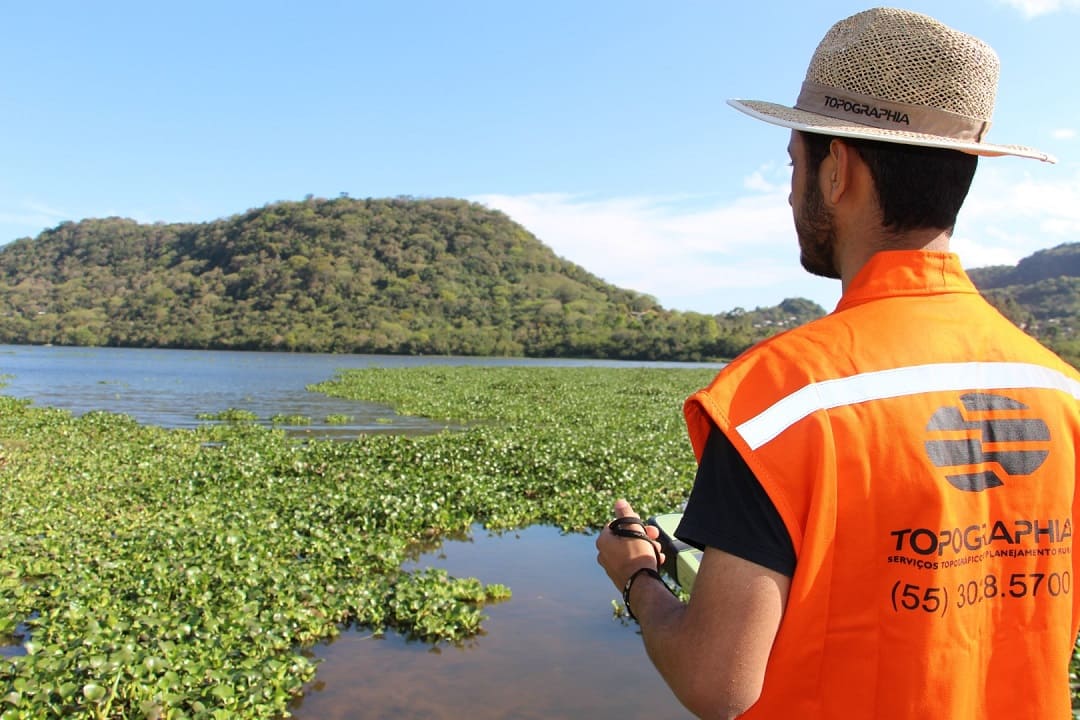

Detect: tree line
[0, 195, 1074, 364]
[0, 196, 825, 362]
[968, 244, 1080, 367]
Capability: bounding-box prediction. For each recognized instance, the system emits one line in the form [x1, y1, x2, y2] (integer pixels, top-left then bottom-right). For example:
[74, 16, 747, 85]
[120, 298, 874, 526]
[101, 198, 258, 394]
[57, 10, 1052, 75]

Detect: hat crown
[805, 7, 999, 122]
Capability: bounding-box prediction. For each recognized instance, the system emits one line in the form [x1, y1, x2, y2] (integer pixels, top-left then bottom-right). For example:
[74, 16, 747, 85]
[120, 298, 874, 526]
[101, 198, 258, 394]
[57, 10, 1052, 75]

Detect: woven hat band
[795, 81, 992, 143]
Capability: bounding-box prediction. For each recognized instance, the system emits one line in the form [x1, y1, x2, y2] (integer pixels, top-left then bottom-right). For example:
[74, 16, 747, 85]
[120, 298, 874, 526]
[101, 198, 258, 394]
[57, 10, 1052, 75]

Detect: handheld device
[646, 513, 701, 592]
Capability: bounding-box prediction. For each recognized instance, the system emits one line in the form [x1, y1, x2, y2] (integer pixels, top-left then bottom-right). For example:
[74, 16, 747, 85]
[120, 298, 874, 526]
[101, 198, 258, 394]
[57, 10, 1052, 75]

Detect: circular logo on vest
[924, 392, 1049, 492]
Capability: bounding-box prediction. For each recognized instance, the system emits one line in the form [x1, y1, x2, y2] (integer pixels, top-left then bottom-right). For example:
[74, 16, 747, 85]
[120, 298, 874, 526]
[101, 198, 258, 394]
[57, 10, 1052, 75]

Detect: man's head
[802, 132, 979, 232]
[730, 7, 1053, 163]
[787, 132, 840, 279]
[740, 8, 1050, 278]
[786, 130, 979, 278]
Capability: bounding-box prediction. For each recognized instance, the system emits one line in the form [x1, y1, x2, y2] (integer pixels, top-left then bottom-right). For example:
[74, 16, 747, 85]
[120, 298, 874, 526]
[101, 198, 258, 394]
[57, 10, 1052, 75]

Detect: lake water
[0, 344, 720, 438]
[291, 525, 693, 720]
[0, 344, 712, 718]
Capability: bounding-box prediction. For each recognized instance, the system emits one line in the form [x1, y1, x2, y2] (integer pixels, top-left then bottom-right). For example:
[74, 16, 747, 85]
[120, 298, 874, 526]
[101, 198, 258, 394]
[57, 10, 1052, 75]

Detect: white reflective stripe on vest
[736, 362, 1080, 451]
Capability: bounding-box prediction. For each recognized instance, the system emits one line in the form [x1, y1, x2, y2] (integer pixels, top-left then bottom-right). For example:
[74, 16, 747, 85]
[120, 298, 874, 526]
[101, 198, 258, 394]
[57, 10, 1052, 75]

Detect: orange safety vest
[684, 251, 1080, 719]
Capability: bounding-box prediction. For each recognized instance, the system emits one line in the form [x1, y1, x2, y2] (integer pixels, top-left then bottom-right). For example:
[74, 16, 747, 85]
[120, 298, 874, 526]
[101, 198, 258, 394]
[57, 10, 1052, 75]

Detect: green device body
[646, 513, 701, 592]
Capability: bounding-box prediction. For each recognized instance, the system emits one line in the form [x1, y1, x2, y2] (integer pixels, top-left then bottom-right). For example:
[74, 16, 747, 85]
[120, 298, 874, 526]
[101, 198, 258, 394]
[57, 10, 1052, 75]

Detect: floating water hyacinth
[12, 366, 1070, 717]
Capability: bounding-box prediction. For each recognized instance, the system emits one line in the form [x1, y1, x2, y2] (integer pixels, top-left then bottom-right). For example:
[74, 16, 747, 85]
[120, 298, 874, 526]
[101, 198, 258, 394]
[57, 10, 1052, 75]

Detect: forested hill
[1, 196, 1075, 363]
[969, 242, 1080, 366]
[968, 243, 1080, 289]
[0, 196, 824, 361]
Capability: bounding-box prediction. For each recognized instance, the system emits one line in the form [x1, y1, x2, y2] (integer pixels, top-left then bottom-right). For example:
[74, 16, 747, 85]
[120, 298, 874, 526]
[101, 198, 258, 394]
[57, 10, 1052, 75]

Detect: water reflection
[291, 526, 691, 719]
[0, 633, 26, 657]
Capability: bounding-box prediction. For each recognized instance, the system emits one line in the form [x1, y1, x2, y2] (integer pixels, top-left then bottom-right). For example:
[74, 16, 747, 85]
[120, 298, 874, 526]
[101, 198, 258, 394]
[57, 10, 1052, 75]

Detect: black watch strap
[622, 566, 665, 622]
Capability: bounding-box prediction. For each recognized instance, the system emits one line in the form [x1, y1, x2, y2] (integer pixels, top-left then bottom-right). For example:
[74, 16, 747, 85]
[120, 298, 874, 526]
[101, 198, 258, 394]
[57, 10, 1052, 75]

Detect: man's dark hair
[799, 131, 978, 234]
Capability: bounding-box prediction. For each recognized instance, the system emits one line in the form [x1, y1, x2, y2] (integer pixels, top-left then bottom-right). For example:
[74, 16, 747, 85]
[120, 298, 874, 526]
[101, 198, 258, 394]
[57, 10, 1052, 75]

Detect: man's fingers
[613, 498, 636, 518]
[652, 539, 665, 566]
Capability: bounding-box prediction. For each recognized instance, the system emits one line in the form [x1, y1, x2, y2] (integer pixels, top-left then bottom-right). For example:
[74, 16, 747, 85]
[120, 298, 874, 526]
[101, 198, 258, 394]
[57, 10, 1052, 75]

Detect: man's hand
[595, 498, 790, 718]
[596, 498, 666, 591]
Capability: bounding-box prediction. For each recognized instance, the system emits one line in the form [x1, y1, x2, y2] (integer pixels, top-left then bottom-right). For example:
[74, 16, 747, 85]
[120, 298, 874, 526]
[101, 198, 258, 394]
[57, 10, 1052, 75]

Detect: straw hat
[730, 7, 1054, 163]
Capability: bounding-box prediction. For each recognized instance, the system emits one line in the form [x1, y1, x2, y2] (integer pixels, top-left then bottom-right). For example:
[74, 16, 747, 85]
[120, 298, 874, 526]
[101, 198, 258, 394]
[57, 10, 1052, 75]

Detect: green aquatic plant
[323, 414, 353, 425]
[9, 365, 1077, 716]
[269, 414, 312, 426]
[0, 367, 715, 717]
[195, 408, 258, 423]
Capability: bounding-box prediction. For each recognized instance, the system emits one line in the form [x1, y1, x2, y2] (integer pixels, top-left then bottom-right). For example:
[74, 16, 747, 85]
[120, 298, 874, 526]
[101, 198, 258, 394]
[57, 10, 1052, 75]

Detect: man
[596, 7, 1080, 719]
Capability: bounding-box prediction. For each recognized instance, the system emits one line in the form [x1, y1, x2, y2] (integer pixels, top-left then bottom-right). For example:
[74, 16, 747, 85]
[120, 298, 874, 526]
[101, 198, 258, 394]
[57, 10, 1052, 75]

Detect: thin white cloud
[23, 201, 69, 218]
[0, 200, 73, 241]
[949, 162, 1080, 266]
[999, 0, 1080, 17]
[473, 174, 841, 313]
[743, 163, 785, 193]
[474, 161, 1080, 314]
[0, 199, 166, 246]
[1052, 128, 1076, 140]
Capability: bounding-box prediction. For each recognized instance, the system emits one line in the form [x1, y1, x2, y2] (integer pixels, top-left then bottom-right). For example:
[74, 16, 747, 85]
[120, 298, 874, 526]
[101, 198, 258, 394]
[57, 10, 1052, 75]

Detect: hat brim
[729, 99, 1055, 163]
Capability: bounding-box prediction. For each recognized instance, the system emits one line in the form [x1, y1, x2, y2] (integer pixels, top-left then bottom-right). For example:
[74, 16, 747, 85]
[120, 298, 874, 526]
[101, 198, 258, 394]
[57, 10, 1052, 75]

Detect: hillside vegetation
[0, 195, 1075, 364]
[0, 196, 822, 361]
[969, 243, 1080, 366]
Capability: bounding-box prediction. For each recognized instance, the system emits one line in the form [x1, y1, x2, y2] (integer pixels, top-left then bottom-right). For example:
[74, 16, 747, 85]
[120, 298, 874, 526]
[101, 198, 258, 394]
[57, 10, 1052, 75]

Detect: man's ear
[825, 138, 855, 205]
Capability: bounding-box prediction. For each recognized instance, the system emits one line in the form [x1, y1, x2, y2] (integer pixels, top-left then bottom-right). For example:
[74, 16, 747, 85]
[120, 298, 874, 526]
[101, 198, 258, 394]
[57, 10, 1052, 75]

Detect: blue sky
[2, 0, 1078, 313]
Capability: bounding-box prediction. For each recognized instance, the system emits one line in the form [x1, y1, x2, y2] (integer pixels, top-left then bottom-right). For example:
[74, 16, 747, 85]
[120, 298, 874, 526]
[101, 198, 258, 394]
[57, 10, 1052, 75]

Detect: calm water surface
[291, 526, 693, 719]
[0, 344, 714, 718]
[0, 344, 719, 438]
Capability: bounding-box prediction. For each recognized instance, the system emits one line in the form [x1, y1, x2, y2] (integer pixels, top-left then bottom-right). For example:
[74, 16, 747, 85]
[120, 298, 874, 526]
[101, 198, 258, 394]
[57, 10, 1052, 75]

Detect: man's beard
[794, 178, 841, 280]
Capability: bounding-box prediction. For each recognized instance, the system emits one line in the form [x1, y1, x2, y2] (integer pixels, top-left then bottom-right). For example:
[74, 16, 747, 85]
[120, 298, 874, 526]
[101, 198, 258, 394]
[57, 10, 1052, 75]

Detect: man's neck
[839, 229, 952, 294]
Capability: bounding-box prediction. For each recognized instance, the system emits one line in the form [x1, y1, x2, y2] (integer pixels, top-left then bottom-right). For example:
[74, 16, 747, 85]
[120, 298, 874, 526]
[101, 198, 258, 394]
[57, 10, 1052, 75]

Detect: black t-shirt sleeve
[675, 425, 796, 577]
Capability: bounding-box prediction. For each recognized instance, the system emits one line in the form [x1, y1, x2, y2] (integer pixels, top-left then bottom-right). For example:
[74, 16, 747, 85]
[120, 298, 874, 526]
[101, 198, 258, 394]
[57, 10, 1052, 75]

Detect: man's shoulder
[697, 317, 842, 409]
[723, 314, 845, 374]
